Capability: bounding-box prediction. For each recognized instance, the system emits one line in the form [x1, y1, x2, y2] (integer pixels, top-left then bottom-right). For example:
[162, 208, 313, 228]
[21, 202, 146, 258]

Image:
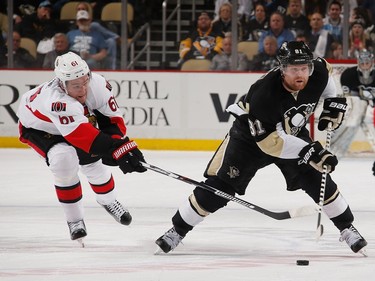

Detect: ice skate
[67, 220, 87, 247]
[339, 225, 368, 256]
[99, 200, 132, 225]
[155, 227, 184, 254]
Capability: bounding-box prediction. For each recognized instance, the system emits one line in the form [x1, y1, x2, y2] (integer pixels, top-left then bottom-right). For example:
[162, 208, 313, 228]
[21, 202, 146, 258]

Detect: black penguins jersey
[340, 66, 375, 99]
[227, 58, 336, 159]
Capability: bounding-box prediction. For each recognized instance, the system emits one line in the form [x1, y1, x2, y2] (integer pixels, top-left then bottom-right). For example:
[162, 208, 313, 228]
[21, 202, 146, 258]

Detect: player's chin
[293, 81, 307, 90]
[77, 96, 87, 104]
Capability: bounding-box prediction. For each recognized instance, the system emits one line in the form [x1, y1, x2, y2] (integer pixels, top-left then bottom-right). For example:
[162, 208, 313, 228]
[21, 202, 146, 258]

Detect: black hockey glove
[298, 141, 338, 173]
[318, 97, 347, 131]
[112, 137, 147, 174]
[372, 161, 375, 176]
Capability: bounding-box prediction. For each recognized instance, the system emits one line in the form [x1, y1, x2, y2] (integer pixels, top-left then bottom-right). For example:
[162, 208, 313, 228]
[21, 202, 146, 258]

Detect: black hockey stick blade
[141, 162, 317, 220]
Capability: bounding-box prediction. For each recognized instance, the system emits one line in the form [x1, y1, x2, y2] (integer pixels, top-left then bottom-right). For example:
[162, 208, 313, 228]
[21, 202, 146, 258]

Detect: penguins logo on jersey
[358, 85, 375, 100]
[284, 103, 315, 136]
[227, 166, 240, 179]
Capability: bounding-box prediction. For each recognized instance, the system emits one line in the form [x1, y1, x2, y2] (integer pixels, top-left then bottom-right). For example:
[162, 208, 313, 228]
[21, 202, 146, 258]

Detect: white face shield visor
[281, 62, 314, 77]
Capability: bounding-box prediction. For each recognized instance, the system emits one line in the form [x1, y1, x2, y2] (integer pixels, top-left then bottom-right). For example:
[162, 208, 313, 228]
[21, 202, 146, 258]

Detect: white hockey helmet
[356, 49, 375, 84]
[54, 51, 90, 89]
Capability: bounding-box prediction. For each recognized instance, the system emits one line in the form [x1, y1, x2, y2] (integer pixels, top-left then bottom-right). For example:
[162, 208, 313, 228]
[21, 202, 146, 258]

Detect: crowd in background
[0, 0, 375, 71]
[181, 0, 375, 71]
[0, 0, 157, 69]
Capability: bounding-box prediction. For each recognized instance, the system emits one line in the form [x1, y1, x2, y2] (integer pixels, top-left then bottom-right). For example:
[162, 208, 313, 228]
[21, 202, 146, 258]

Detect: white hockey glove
[318, 97, 347, 131]
[298, 141, 338, 173]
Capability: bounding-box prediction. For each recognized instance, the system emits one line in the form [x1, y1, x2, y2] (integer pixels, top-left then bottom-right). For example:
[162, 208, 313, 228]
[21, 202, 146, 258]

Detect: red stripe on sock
[55, 182, 82, 203]
[90, 175, 115, 194]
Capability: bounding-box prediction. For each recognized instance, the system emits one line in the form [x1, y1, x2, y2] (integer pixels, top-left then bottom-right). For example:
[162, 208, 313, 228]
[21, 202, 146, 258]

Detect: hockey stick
[141, 161, 317, 220]
[316, 123, 333, 240]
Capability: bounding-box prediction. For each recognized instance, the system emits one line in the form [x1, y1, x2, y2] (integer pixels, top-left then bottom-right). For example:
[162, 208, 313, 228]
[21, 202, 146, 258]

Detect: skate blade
[154, 246, 164, 255]
[76, 238, 85, 248]
[359, 247, 368, 257]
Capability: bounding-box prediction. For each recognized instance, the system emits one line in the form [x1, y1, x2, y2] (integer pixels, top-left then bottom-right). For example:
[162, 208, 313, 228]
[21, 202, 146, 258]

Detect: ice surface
[0, 149, 374, 281]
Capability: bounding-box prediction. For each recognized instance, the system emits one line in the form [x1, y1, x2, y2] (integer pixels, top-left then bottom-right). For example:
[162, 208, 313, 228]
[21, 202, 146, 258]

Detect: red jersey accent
[18, 122, 47, 158]
[65, 123, 100, 153]
[110, 116, 127, 137]
[26, 106, 52, 123]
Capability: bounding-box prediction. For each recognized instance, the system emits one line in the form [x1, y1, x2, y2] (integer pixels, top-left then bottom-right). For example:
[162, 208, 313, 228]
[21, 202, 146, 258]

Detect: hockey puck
[296, 260, 309, 266]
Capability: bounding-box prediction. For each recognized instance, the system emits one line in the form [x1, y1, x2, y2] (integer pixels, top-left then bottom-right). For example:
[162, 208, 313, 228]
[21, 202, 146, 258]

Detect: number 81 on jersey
[248, 119, 266, 137]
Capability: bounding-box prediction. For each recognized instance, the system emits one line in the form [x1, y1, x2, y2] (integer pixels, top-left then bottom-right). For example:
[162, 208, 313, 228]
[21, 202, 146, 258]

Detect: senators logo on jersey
[51, 102, 67, 112]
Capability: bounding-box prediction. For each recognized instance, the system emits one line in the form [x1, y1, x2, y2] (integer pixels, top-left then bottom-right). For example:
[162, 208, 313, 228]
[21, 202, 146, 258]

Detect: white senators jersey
[17, 72, 126, 153]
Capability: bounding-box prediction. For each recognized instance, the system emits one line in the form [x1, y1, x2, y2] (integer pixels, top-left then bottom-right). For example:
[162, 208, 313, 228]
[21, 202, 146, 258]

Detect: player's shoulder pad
[90, 72, 112, 92]
[314, 57, 333, 74]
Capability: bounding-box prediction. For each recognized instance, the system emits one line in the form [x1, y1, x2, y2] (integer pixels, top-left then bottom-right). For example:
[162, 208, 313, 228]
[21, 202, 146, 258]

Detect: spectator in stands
[67, 10, 108, 69]
[11, 0, 38, 24]
[350, 7, 372, 29]
[243, 2, 269, 41]
[348, 18, 373, 58]
[178, 11, 223, 68]
[360, 0, 375, 27]
[42, 33, 70, 69]
[209, 34, 248, 71]
[295, 33, 308, 44]
[258, 11, 294, 53]
[285, 0, 310, 37]
[91, 0, 117, 21]
[248, 35, 278, 71]
[0, 31, 37, 68]
[350, 8, 375, 51]
[15, 1, 57, 44]
[0, 10, 8, 40]
[330, 41, 344, 60]
[304, 0, 327, 20]
[212, 2, 243, 40]
[76, 1, 120, 69]
[213, 0, 252, 23]
[307, 12, 334, 58]
[0, 32, 4, 50]
[264, 0, 288, 16]
[50, 0, 71, 19]
[323, 0, 343, 44]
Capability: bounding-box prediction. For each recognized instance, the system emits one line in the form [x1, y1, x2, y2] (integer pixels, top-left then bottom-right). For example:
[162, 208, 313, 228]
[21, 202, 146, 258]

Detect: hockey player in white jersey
[17, 52, 147, 245]
[330, 49, 375, 173]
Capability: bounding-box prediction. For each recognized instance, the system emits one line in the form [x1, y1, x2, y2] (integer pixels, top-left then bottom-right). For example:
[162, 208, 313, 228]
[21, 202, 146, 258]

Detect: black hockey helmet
[277, 41, 314, 75]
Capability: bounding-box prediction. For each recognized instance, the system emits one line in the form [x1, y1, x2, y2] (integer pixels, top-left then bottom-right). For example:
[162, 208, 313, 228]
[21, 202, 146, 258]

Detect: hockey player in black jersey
[155, 41, 367, 255]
